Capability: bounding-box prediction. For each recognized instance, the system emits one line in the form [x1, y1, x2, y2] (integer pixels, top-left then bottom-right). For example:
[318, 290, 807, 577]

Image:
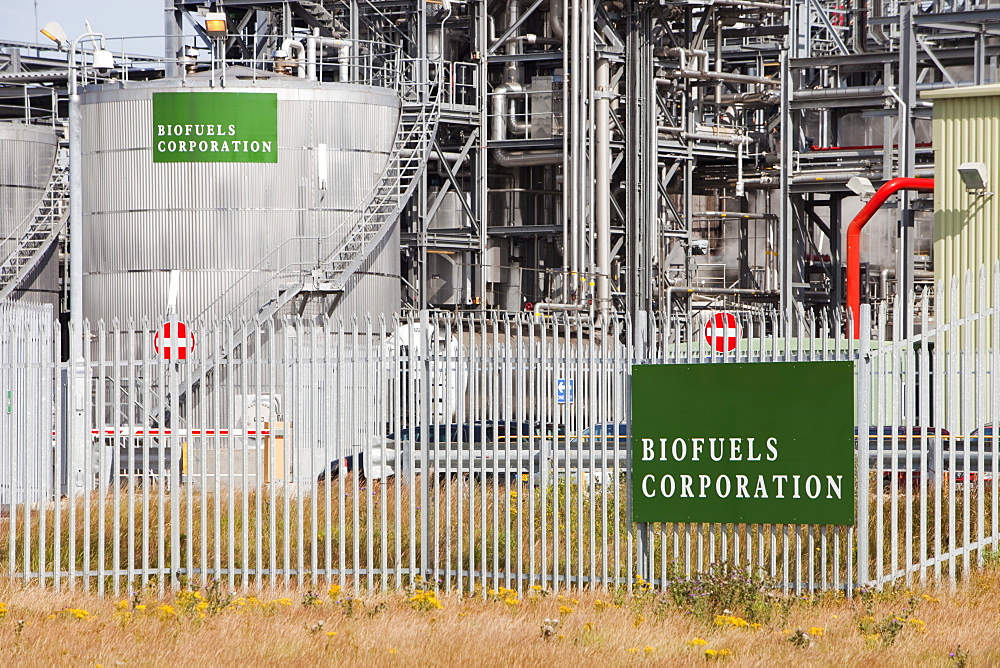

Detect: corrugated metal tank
[924, 84, 1000, 321]
[79, 67, 401, 324]
[0, 123, 62, 307]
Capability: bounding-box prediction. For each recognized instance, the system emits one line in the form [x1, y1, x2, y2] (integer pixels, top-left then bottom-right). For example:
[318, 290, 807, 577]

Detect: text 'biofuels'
[639, 436, 845, 501]
[630, 362, 855, 526]
[152, 92, 278, 163]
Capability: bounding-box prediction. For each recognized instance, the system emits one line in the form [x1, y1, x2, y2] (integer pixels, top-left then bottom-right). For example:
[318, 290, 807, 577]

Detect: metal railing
[190, 57, 441, 329]
[0, 150, 69, 301]
[4, 266, 1000, 594]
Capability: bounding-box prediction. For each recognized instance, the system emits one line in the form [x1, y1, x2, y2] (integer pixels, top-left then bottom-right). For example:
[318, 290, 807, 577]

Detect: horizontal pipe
[533, 301, 587, 314]
[493, 149, 563, 167]
[678, 70, 778, 86]
[692, 211, 777, 219]
[712, 0, 787, 10]
[793, 80, 976, 102]
[847, 177, 934, 338]
[681, 132, 752, 145]
[665, 286, 778, 339]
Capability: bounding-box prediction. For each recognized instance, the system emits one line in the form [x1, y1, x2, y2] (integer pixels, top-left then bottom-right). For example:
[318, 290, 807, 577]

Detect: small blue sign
[557, 378, 574, 404]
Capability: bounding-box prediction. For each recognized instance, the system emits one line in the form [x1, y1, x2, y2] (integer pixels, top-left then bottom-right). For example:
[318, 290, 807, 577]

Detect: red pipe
[847, 177, 934, 338]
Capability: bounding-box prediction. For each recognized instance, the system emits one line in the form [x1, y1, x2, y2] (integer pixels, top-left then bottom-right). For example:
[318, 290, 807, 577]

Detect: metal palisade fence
[2, 267, 1000, 595]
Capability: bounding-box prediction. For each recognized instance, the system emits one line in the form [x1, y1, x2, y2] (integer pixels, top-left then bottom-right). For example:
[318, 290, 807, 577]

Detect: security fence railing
[2, 266, 1000, 595]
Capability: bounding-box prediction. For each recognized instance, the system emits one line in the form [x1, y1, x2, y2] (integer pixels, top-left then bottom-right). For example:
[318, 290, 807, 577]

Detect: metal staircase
[160, 65, 441, 427]
[194, 67, 441, 330]
[0, 149, 69, 301]
[319, 90, 439, 293]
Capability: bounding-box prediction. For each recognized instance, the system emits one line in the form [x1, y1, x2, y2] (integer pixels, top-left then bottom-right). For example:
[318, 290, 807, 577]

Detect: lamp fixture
[205, 12, 228, 37]
[958, 162, 989, 192]
[39, 21, 68, 48]
[846, 176, 876, 201]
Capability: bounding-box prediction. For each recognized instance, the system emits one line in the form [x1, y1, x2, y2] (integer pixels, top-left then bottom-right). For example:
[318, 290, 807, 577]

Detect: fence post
[419, 310, 430, 581]
[633, 310, 650, 583]
[856, 304, 871, 589]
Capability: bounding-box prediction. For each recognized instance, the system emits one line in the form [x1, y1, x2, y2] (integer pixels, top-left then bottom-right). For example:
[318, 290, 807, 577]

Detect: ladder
[0, 149, 69, 301]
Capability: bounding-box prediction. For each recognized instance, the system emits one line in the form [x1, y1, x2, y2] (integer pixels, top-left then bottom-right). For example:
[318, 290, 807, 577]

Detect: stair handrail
[191, 57, 440, 326]
[0, 154, 69, 300]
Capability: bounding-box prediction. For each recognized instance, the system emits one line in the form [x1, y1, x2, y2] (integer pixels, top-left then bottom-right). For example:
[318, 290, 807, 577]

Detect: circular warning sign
[704, 312, 741, 353]
[154, 321, 195, 360]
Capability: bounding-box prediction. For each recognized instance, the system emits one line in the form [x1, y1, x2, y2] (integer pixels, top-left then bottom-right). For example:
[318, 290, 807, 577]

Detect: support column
[164, 0, 184, 78]
[897, 0, 917, 337]
[595, 58, 611, 313]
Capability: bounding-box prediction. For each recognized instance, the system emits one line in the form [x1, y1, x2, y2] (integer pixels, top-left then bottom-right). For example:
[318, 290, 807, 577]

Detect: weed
[410, 589, 444, 611]
[786, 628, 812, 648]
[856, 595, 922, 647]
[657, 564, 784, 624]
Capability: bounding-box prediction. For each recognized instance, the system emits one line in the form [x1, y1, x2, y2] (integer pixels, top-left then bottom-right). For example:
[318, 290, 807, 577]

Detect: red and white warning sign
[154, 321, 195, 360]
[704, 312, 741, 353]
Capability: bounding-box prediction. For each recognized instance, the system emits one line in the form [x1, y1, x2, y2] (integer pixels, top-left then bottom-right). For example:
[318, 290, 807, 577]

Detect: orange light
[205, 12, 227, 36]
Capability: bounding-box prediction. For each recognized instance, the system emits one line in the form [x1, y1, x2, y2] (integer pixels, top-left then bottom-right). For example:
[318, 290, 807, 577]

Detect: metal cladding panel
[84, 270, 272, 324]
[927, 86, 1000, 321]
[79, 79, 400, 323]
[292, 232, 401, 321]
[0, 124, 57, 236]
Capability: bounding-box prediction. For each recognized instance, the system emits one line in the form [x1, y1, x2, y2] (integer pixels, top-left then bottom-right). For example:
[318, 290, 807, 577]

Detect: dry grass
[1, 571, 1000, 666]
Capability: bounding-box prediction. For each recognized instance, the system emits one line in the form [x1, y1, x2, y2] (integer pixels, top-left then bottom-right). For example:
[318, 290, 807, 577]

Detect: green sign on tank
[631, 361, 855, 526]
[152, 92, 277, 163]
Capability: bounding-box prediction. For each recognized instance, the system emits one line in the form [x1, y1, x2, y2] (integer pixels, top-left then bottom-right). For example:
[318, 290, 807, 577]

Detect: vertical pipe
[164, 0, 183, 78]
[595, 59, 611, 312]
[897, 2, 917, 337]
[778, 50, 793, 333]
[306, 31, 317, 81]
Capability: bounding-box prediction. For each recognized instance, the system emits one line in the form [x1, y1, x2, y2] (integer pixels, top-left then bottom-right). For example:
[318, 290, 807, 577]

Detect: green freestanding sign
[631, 361, 855, 525]
[152, 92, 277, 163]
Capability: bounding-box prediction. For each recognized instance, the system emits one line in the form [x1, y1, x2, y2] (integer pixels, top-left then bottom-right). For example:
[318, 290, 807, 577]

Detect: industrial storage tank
[0, 123, 62, 307]
[79, 66, 401, 325]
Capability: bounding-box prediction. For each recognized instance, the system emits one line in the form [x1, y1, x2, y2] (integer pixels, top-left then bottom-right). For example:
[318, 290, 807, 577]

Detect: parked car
[533, 422, 630, 485]
[858, 426, 949, 484]
[944, 424, 996, 482]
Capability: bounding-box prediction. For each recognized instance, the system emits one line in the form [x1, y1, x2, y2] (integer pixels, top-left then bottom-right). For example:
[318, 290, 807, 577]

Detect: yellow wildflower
[409, 590, 444, 611]
[328, 584, 342, 601]
[326, 631, 337, 637]
[559, 605, 573, 616]
[714, 614, 750, 627]
[807, 626, 824, 637]
[633, 613, 645, 628]
[687, 638, 708, 646]
[644, 646, 655, 655]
